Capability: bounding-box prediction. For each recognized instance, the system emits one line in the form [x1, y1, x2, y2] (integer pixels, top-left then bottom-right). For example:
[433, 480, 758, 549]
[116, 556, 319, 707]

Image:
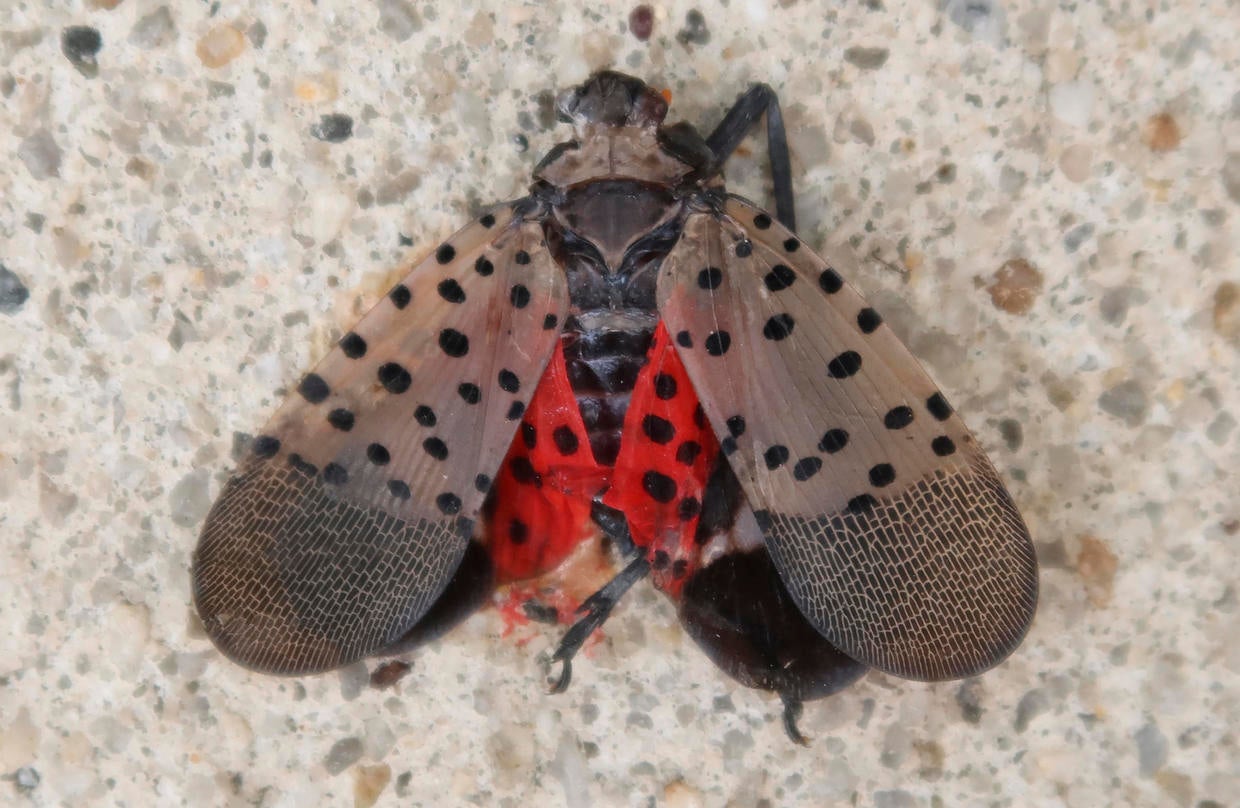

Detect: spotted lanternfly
[193, 72, 1038, 743]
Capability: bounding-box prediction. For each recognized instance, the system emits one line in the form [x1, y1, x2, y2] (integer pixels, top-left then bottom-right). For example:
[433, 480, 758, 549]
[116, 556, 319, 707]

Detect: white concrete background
[2, 0, 1237, 805]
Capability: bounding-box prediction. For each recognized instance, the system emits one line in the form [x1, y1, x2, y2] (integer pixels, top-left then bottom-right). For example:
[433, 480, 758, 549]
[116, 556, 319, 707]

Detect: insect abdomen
[561, 320, 655, 467]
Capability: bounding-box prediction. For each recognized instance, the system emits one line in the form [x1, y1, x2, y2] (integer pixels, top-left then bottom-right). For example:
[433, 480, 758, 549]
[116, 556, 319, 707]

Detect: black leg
[546, 554, 651, 693]
[706, 84, 796, 232]
[590, 500, 637, 557]
[780, 692, 810, 746]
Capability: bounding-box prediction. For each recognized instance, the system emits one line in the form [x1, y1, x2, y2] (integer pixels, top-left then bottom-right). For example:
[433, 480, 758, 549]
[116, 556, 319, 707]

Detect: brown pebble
[353, 763, 392, 808]
[1076, 534, 1118, 608]
[987, 258, 1044, 315]
[369, 659, 412, 689]
[196, 24, 246, 69]
[1213, 281, 1239, 340]
[629, 5, 655, 41]
[1142, 112, 1182, 152]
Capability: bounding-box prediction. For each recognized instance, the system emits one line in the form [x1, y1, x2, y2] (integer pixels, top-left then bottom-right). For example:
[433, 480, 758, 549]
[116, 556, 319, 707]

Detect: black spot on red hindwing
[552, 425, 579, 455]
[677, 496, 701, 521]
[654, 373, 678, 399]
[510, 456, 540, 486]
[676, 441, 702, 465]
[521, 421, 537, 450]
[642, 414, 676, 444]
[509, 518, 528, 544]
[642, 470, 677, 503]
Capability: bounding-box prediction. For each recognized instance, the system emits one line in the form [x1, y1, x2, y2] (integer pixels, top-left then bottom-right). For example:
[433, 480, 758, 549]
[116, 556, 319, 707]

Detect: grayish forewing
[193, 204, 568, 674]
[656, 196, 1037, 680]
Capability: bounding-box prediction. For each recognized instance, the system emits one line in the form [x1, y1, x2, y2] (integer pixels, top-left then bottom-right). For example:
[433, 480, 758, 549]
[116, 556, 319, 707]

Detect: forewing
[656, 196, 1037, 681]
[193, 203, 567, 674]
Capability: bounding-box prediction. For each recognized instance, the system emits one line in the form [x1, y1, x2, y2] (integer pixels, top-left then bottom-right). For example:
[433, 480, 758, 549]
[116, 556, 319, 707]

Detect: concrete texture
[2, 0, 1237, 805]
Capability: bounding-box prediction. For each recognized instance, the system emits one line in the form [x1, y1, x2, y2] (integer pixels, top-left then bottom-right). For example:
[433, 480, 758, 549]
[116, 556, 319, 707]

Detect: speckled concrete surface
[2, 1, 1238, 805]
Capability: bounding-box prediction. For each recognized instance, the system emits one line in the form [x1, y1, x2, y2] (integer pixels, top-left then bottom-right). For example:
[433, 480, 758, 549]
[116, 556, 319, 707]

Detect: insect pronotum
[192, 72, 1038, 743]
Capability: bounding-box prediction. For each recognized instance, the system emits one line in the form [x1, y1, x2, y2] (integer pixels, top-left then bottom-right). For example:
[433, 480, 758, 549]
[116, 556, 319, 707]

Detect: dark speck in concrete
[844, 46, 890, 69]
[312, 113, 354, 143]
[1014, 687, 1048, 731]
[0, 264, 30, 314]
[324, 737, 364, 775]
[376, 0, 422, 42]
[956, 679, 984, 724]
[676, 9, 710, 46]
[62, 26, 102, 78]
[1135, 721, 1168, 776]
[1098, 380, 1148, 427]
[998, 418, 1023, 451]
[1064, 222, 1095, 253]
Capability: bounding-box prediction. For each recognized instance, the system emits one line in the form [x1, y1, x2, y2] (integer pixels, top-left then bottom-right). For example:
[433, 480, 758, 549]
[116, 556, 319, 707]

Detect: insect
[193, 71, 1038, 743]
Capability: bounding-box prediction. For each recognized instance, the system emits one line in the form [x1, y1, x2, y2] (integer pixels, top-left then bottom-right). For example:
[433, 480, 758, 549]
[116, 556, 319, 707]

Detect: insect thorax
[529, 96, 716, 467]
[543, 177, 683, 467]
